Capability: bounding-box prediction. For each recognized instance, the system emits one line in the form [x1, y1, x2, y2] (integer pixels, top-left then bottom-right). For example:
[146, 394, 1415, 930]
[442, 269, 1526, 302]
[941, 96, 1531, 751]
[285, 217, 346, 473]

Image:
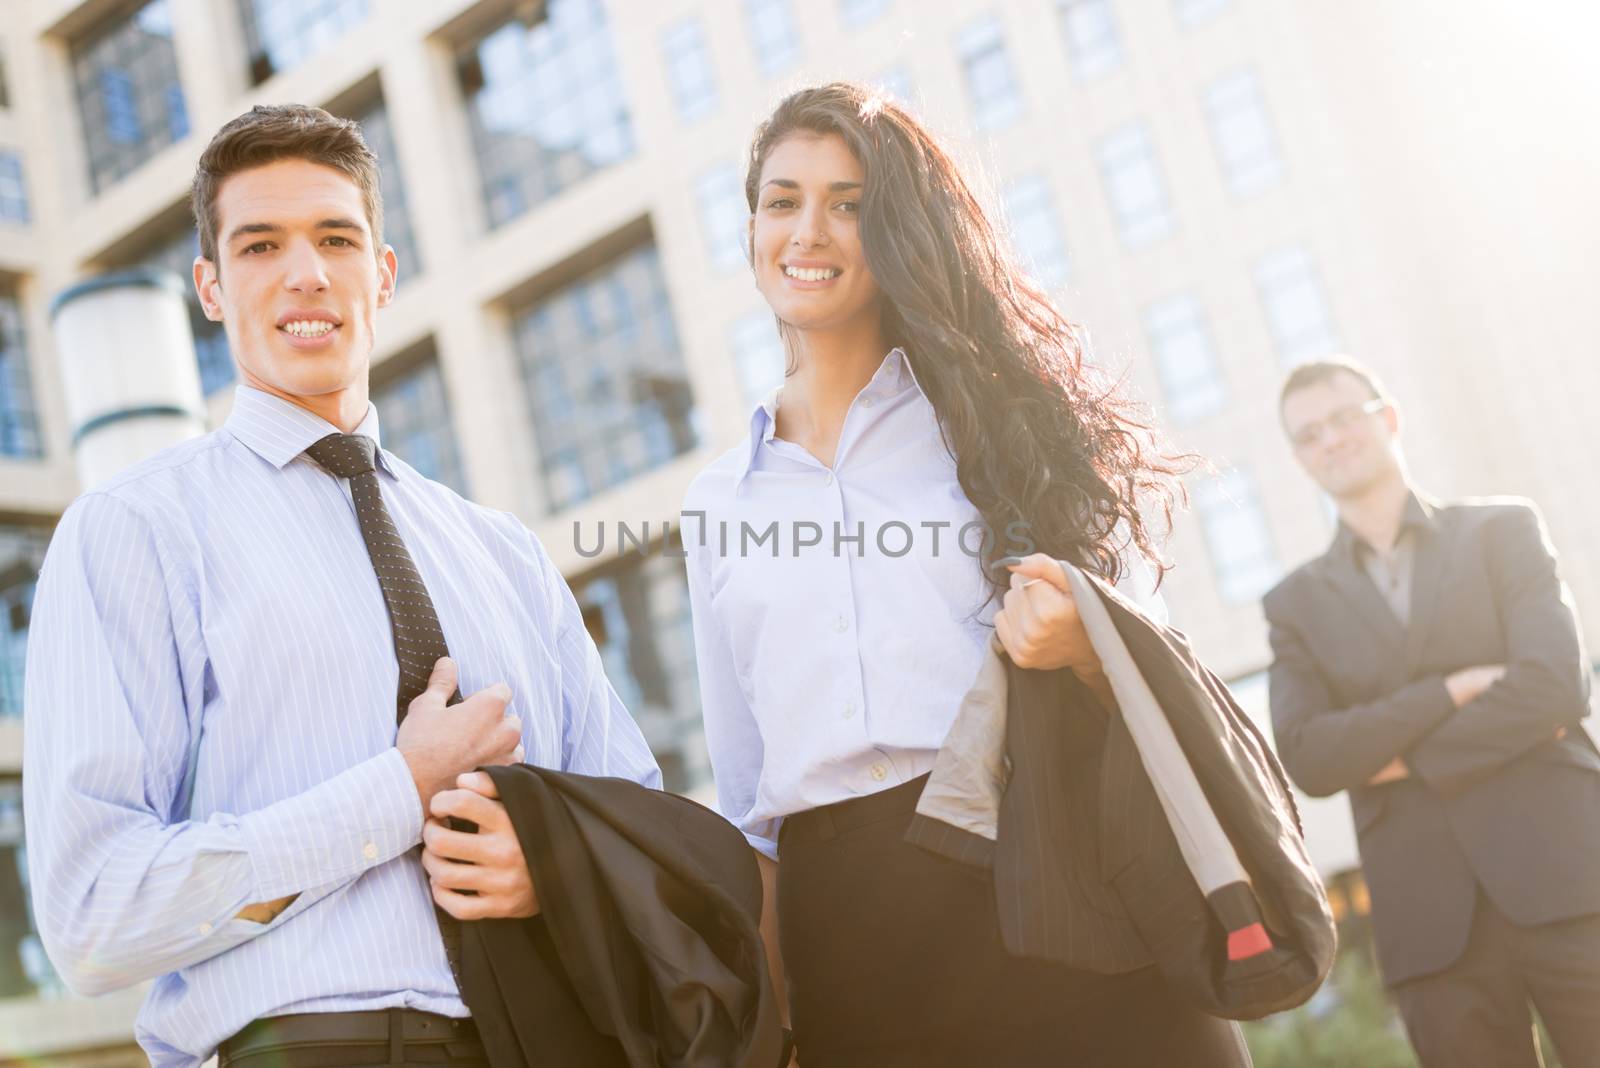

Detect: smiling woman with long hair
[682, 83, 1248, 1066]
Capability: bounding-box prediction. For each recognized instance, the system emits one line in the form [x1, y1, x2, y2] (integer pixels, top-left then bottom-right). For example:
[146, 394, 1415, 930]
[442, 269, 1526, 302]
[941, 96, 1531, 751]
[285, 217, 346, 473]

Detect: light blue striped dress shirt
[683, 348, 1164, 860]
[22, 385, 661, 1068]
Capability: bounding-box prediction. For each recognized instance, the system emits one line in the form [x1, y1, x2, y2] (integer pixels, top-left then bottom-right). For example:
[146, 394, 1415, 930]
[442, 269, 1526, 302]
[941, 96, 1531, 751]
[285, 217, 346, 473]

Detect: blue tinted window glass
[0, 287, 42, 458]
[461, 0, 633, 228]
[512, 246, 695, 512]
[73, 0, 188, 192]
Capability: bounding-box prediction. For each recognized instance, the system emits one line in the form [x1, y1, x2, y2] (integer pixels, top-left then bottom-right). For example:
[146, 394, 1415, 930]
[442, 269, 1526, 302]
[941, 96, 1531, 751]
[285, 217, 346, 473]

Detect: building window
[1058, 0, 1124, 82]
[574, 554, 707, 794]
[731, 310, 785, 407]
[840, 0, 891, 25]
[353, 100, 421, 276]
[1003, 175, 1071, 291]
[72, 0, 189, 194]
[1204, 69, 1285, 199]
[1174, 0, 1233, 29]
[0, 48, 10, 109]
[695, 163, 749, 274]
[512, 245, 697, 512]
[0, 154, 27, 225]
[133, 223, 235, 395]
[0, 777, 61, 997]
[459, 0, 633, 230]
[0, 286, 41, 459]
[661, 18, 719, 124]
[1, 570, 30, 713]
[1195, 469, 1280, 604]
[236, 0, 369, 84]
[745, 0, 800, 77]
[956, 16, 1023, 130]
[1096, 122, 1175, 249]
[0, 527, 48, 722]
[1143, 294, 1226, 424]
[372, 352, 467, 495]
[1254, 245, 1338, 366]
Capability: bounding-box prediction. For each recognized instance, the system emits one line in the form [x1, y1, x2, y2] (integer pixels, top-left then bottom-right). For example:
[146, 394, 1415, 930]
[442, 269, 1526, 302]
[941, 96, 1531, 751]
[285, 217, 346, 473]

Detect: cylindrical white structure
[50, 270, 207, 491]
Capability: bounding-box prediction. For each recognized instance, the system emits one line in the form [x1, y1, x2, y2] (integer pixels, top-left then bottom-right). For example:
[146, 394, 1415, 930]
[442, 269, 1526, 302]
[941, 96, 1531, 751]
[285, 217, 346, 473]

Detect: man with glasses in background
[1263, 357, 1600, 1068]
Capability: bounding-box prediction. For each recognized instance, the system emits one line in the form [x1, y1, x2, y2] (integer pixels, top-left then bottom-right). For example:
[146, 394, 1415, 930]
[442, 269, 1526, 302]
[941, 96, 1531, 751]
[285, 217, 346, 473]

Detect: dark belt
[781, 772, 931, 845]
[219, 1009, 480, 1066]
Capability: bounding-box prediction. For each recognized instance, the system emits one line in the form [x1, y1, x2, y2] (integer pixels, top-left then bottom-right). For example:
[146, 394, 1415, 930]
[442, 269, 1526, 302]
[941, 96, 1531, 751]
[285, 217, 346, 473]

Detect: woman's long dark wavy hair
[745, 82, 1190, 589]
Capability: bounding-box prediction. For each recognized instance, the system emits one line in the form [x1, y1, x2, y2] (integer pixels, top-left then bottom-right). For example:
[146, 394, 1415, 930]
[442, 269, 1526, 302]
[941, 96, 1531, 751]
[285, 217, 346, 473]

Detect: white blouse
[683, 349, 1164, 857]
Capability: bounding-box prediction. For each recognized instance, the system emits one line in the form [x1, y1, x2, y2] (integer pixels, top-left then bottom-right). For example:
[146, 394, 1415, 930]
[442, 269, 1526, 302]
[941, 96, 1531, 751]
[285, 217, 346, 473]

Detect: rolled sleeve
[22, 494, 422, 996]
[239, 747, 423, 900]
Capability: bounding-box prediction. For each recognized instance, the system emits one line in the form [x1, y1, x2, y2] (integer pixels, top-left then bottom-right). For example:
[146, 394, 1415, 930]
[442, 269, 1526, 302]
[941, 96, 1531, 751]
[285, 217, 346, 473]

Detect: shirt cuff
[239, 748, 424, 901]
[745, 827, 780, 862]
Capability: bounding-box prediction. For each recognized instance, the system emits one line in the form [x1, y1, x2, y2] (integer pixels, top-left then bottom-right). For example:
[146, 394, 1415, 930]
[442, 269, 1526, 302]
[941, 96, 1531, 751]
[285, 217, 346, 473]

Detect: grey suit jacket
[1264, 494, 1599, 985]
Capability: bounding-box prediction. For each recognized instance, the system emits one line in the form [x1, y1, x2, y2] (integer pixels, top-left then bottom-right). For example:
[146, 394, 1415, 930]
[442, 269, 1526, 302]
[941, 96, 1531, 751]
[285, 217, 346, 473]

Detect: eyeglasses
[1288, 397, 1388, 450]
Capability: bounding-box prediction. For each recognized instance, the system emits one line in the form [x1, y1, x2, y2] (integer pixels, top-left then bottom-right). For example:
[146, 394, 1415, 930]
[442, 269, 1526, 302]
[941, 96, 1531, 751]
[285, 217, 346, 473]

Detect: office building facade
[0, 0, 1594, 1058]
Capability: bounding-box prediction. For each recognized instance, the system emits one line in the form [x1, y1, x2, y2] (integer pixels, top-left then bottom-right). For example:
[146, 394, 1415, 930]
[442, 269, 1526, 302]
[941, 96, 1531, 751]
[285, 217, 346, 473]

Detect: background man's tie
[304, 432, 466, 987]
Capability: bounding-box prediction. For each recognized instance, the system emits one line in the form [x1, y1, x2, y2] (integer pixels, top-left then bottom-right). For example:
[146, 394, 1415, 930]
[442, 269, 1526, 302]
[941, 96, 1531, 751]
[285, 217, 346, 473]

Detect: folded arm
[1264, 597, 1456, 798]
[1407, 504, 1591, 795]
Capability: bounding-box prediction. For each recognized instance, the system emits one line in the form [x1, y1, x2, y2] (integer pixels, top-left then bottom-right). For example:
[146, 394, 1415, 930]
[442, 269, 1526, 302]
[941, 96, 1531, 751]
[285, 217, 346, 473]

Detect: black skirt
[777, 774, 1252, 1067]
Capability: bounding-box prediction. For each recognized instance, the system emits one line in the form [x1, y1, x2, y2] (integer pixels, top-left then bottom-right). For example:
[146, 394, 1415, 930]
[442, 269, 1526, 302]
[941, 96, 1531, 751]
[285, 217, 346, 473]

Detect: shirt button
[844, 700, 857, 719]
[860, 395, 875, 408]
[831, 614, 849, 634]
[824, 470, 835, 485]
[199, 922, 213, 936]
[870, 763, 888, 782]
[362, 842, 378, 861]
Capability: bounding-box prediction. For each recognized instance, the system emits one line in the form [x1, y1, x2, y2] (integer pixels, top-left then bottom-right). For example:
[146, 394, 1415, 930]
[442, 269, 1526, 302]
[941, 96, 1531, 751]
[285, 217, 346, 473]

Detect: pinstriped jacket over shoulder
[908, 564, 1335, 1019]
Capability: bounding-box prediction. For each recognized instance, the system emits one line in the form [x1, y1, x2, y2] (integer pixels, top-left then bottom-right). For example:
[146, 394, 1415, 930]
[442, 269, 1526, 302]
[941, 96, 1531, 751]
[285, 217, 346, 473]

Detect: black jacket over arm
[1263, 495, 1599, 984]
[459, 765, 784, 1068]
[908, 567, 1336, 1020]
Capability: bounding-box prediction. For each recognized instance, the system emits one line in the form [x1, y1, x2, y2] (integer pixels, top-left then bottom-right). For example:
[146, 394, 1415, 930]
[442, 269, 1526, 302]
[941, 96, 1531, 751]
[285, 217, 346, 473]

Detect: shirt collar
[224, 384, 393, 477]
[1334, 490, 1439, 559]
[734, 347, 926, 490]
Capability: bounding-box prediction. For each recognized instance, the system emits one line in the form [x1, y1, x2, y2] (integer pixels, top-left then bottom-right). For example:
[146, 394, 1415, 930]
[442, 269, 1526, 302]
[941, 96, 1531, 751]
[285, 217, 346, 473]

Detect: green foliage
[1242, 952, 1418, 1068]
[1241, 947, 1564, 1068]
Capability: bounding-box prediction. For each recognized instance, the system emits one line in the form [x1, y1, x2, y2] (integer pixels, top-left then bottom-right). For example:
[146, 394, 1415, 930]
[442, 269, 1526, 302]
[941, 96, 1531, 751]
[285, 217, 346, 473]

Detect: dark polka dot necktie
[304, 432, 465, 988]
[306, 433, 454, 720]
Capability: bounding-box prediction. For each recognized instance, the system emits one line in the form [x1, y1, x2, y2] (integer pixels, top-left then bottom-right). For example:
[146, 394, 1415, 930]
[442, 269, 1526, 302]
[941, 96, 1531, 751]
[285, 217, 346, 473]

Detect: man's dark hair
[191, 103, 383, 264]
[1279, 357, 1392, 416]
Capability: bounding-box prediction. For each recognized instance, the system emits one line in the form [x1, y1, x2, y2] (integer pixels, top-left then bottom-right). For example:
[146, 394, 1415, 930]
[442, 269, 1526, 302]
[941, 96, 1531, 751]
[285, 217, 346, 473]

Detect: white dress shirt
[683, 349, 1162, 858]
[23, 386, 660, 1068]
